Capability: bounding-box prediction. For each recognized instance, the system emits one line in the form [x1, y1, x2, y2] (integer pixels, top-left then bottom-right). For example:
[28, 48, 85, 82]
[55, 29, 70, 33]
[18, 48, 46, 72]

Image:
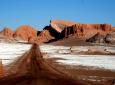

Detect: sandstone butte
[37, 20, 114, 43]
[50, 20, 77, 32]
[61, 24, 112, 39]
[37, 20, 79, 43]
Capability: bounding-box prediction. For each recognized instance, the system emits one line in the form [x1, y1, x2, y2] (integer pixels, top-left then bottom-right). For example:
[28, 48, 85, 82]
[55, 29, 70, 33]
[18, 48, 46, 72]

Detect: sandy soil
[46, 58, 115, 85]
[50, 36, 115, 47]
[50, 37, 93, 46]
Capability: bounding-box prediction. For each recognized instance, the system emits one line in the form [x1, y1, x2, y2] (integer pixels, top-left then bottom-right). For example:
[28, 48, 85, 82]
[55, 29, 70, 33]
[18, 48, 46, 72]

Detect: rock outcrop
[86, 32, 115, 44]
[105, 32, 115, 44]
[0, 25, 38, 43]
[0, 27, 14, 42]
[61, 24, 112, 39]
[37, 26, 55, 43]
[50, 20, 77, 32]
[0, 27, 14, 38]
[86, 32, 105, 43]
[36, 20, 114, 43]
[50, 20, 112, 39]
[0, 20, 114, 44]
[13, 25, 37, 43]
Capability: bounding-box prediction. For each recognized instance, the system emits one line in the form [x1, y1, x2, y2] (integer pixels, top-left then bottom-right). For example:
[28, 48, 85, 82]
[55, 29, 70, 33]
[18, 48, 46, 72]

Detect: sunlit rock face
[13, 25, 37, 42]
[38, 20, 113, 43]
[37, 26, 55, 43]
[50, 20, 77, 32]
[61, 24, 112, 39]
[0, 27, 14, 39]
[0, 27, 14, 42]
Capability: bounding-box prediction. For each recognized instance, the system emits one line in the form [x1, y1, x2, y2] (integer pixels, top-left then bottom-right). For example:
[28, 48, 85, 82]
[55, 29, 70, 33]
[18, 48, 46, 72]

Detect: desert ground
[0, 42, 115, 85]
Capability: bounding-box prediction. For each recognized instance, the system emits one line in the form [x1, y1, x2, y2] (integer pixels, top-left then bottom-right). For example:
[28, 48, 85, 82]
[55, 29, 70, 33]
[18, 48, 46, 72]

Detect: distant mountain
[37, 20, 114, 44]
[0, 20, 115, 44]
[0, 25, 37, 43]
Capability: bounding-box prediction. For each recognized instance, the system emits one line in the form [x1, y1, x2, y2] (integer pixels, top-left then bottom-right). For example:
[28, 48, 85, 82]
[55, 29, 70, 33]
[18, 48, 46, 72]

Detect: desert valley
[0, 20, 115, 85]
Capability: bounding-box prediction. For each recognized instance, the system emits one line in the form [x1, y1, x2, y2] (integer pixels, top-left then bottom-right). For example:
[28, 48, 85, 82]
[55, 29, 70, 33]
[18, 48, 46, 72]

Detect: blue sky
[0, 0, 115, 30]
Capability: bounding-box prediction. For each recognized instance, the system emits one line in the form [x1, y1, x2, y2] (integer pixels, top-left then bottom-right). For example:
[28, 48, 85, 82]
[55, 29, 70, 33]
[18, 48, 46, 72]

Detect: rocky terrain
[37, 20, 115, 45]
[13, 25, 37, 43]
[0, 20, 115, 45]
[0, 25, 38, 43]
[0, 27, 14, 42]
[0, 21, 115, 84]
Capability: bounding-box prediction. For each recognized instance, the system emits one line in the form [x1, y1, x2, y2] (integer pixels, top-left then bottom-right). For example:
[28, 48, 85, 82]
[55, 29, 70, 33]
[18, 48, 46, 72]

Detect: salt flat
[0, 43, 115, 71]
[49, 54, 115, 71]
[40, 44, 115, 71]
[0, 43, 31, 65]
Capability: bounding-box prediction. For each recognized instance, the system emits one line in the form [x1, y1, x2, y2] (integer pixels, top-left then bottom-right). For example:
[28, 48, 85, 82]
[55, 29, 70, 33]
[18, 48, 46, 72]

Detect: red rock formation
[50, 20, 78, 32]
[13, 25, 37, 42]
[50, 20, 112, 39]
[36, 20, 113, 43]
[61, 24, 112, 39]
[0, 20, 113, 44]
[111, 27, 115, 32]
[0, 27, 14, 38]
[37, 26, 55, 43]
[86, 32, 105, 43]
[105, 32, 115, 44]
